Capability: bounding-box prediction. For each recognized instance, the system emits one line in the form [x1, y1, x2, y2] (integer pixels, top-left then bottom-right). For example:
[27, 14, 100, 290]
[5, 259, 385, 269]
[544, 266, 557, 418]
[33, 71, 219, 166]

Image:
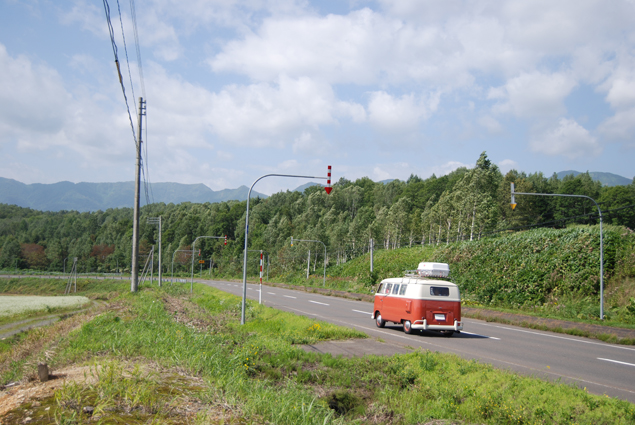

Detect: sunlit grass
[2, 279, 635, 424]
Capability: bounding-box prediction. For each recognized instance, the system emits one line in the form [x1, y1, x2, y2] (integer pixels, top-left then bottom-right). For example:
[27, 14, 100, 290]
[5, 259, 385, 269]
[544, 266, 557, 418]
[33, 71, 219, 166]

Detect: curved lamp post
[511, 183, 604, 319]
[241, 171, 330, 325]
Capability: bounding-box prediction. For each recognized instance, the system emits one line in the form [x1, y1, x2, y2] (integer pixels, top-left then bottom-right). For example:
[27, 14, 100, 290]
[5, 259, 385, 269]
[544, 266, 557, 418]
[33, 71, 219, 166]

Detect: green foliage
[431, 226, 626, 308]
[4, 281, 635, 423]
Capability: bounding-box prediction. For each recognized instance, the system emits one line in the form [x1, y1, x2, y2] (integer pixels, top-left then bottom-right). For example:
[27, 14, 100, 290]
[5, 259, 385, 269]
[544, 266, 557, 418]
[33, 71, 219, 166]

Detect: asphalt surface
[202, 278, 635, 404]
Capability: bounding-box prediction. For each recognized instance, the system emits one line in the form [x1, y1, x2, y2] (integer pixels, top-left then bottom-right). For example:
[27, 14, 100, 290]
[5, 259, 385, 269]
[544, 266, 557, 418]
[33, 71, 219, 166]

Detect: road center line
[283, 295, 296, 299]
[309, 300, 329, 306]
[352, 309, 370, 315]
[267, 292, 276, 295]
[598, 358, 635, 367]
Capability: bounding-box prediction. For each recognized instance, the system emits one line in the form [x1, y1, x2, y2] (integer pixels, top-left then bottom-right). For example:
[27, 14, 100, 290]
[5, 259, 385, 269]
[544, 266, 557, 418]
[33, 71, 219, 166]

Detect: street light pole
[241, 171, 330, 325]
[511, 183, 605, 319]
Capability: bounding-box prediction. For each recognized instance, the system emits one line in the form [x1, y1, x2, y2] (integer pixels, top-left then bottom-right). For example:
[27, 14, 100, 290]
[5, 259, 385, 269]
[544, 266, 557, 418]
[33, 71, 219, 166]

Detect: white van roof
[381, 277, 457, 287]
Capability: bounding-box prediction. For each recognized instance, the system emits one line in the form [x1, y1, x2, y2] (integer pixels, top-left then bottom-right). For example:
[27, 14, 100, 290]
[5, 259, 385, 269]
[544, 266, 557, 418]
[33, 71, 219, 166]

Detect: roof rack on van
[403, 262, 450, 278]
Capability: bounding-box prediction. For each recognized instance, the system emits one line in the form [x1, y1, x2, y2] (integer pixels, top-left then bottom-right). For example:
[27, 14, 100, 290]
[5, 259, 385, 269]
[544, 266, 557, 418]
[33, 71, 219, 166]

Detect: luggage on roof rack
[404, 262, 450, 278]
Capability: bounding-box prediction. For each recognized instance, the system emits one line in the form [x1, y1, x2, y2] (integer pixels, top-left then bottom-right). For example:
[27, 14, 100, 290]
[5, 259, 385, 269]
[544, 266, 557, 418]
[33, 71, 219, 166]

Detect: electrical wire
[129, 0, 146, 100]
[115, 0, 137, 118]
[127, 0, 150, 204]
[107, 0, 152, 206]
[102, 0, 137, 148]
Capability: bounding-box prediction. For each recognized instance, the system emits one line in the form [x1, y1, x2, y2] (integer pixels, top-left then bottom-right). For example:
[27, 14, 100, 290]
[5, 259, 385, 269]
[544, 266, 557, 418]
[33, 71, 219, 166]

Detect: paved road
[202, 279, 635, 403]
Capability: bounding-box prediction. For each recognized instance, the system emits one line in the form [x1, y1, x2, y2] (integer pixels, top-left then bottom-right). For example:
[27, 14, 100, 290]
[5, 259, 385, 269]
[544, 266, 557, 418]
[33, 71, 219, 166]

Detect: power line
[102, 0, 137, 148]
[115, 0, 137, 118]
[128, 0, 146, 100]
[107, 0, 152, 206]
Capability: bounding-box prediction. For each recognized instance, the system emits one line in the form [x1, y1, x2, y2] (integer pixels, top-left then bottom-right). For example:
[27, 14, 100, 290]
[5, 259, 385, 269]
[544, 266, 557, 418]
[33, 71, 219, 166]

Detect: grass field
[1, 277, 634, 424]
[0, 295, 90, 317]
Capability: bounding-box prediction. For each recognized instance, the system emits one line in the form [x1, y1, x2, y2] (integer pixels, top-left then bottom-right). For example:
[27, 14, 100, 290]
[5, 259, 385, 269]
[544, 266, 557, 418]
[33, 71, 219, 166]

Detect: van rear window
[430, 286, 450, 296]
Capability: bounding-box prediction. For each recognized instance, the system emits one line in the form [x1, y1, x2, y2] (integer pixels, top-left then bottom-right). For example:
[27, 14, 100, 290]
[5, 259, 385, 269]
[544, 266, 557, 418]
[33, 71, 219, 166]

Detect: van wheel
[441, 331, 454, 337]
[403, 320, 413, 334]
[375, 313, 385, 328]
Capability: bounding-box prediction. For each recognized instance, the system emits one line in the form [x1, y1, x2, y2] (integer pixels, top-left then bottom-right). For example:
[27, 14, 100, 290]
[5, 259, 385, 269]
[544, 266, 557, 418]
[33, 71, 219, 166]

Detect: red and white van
[372, 262, 463, 336]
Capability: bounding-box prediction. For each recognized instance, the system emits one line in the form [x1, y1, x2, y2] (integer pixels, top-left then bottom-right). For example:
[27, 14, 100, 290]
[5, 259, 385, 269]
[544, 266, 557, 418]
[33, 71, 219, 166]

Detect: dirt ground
[0, 365, 98, 418]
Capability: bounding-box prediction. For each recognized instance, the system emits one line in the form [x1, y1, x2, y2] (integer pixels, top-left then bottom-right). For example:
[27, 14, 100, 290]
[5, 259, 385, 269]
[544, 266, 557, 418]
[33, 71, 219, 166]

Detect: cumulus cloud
[498, 159, 518, 173]
[205, 75, 364, 145]
[489, 72, 577, 119]
[530, 118, 601, 159]
[597, 108, 635, 144]
[478, 115, 503, 134]
[367, 91, 440, 132]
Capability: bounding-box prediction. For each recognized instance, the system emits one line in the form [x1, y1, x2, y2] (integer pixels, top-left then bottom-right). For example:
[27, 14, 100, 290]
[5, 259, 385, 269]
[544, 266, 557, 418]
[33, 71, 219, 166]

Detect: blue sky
[0, 0, 633, 195]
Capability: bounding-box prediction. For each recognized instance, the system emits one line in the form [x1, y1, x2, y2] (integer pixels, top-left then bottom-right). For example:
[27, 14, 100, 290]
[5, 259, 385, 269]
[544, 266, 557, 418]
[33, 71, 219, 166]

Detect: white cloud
[367, 91, 439, 132]
[0, 43, 139, 170]
[205, 75, 364, 146]
[597, 108, 635, 145]
[429, 161, 471, 177]
[0, 44, 70, 138]
[498, 159, 518, 173]
[478, 115, 503, 134]
[530, 118, 601, 159]
[372, 166, 391, 181]
[489, 72, 577, 119]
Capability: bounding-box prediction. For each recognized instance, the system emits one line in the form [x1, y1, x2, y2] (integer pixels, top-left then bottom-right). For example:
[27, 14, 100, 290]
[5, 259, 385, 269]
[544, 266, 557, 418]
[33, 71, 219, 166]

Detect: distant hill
[0, 178, 267, 212]
[293, 182, 321, 192]
[556, 171, 632, 187]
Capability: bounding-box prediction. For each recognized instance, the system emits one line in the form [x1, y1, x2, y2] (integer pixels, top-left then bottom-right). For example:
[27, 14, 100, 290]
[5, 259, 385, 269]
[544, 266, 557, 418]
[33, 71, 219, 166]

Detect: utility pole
[131, 97, 145, 293]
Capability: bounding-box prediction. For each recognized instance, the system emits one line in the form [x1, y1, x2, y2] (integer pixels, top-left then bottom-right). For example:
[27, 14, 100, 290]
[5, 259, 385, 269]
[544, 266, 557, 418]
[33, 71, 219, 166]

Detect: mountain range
[0, 178, 267, 212]
[556, 171, 632, 186]
[0, 170, 631, 212]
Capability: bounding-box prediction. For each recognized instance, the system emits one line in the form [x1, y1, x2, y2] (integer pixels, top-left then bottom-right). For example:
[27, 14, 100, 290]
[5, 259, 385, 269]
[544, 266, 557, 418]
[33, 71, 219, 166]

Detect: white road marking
[309, 300, 330, 306]
[598, 358, 635, 367]
[461, 331, 501, 340]
[352, 309, 370, 315]
[283, 295, 297, 299]
[267, 292, 276, 295]
[477, 322, 635, 351]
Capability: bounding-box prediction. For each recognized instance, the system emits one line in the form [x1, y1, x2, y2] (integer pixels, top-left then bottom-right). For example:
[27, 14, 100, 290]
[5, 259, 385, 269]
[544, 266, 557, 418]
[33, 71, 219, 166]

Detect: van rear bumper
[411, 319, 463, 331]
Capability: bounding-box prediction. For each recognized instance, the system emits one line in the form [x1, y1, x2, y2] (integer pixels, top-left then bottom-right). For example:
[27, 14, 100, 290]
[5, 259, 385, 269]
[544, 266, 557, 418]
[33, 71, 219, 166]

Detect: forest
[0, 152, 633, 278]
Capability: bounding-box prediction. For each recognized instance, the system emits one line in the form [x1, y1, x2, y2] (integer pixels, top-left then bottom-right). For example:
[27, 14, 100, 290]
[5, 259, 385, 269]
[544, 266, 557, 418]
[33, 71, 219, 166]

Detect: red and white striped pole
[325, 165, 332, 194]
[259, 251, 263, 304]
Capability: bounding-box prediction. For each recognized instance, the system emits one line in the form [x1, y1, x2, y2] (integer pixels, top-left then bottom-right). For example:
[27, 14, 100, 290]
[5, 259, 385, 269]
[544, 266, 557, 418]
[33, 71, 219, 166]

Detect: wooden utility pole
[131, 97, 145, 292]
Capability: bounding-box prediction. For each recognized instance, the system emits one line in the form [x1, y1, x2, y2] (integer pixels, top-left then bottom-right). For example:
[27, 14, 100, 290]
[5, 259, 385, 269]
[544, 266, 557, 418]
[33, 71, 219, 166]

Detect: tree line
[0, 152, 633, 276]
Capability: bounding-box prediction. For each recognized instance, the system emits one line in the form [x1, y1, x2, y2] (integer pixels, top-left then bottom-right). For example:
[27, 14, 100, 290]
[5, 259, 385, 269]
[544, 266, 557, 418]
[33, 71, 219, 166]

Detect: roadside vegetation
[1, 278, 635, 424]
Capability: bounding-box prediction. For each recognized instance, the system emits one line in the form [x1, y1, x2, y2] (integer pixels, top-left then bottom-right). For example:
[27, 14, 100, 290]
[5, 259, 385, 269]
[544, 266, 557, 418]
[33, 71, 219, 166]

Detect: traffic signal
[291, 236, 293, 246]
[224, 235, 227, 245]
[510, 182, 517, 210]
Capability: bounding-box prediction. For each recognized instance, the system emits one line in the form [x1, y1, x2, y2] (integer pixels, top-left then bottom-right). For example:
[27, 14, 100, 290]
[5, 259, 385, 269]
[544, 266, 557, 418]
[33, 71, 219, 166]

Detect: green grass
[2, 279, 632, 424]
